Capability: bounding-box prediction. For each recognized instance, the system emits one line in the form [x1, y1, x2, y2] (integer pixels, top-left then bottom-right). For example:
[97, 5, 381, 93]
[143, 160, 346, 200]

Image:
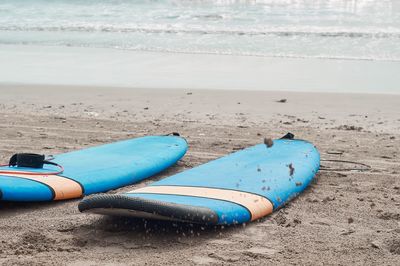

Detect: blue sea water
[1, 0, 400, 61]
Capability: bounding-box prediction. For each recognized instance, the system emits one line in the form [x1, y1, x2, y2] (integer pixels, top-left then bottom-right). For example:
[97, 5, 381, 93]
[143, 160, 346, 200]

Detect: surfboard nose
[79, 194, 220, 225]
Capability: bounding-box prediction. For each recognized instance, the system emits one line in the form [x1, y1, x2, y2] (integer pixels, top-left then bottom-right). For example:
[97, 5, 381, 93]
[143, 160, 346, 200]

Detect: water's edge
[1, 44, 399, 94]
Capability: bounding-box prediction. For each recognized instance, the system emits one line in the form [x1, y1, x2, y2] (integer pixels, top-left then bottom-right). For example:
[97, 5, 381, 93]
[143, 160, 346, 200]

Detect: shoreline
[1, 44, 400, 94]
[3, 81, 400, 96]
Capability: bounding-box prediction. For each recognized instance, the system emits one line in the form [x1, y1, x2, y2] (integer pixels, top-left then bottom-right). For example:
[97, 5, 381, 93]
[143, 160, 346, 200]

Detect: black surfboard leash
[0, 153, 64, 176]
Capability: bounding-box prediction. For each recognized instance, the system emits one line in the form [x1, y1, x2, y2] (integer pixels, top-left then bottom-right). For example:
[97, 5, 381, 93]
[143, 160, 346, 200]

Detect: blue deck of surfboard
[0, 136, 187, 201]
[123, 139, 320, 224]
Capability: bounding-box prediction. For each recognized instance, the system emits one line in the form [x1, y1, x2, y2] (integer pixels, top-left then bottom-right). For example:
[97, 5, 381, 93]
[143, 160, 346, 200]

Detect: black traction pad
[79, 194, 219, 225]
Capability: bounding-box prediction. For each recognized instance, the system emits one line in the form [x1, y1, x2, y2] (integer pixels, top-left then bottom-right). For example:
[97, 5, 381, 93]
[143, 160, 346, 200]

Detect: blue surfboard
[79, 135, 320, 225]
[0, 135, 187, 202]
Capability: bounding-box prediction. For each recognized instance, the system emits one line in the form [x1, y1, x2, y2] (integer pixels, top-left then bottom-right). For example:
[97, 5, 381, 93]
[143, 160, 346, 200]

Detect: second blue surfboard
[79, 136, 320, 225]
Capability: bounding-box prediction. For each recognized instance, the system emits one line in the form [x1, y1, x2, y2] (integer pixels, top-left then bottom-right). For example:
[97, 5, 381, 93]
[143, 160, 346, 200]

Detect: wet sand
[2, 45, 400, 94]
[0, 84, 399, 265]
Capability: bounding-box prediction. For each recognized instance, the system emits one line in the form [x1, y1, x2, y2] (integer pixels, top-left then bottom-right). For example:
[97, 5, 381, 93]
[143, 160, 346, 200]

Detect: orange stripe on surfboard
[3, 173, 83, 200]
[131, 186, 273, 221]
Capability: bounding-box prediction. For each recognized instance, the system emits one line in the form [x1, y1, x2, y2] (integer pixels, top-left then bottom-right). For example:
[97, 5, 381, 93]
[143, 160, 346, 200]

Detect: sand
[0, 84, 399, 265]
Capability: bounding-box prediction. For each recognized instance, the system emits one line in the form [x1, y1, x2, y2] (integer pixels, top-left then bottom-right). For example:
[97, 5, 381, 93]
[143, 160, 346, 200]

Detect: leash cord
[320, 159, 371, 172]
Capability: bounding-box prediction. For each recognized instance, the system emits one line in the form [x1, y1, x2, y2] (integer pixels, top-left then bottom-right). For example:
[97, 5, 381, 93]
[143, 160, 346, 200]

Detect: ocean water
[1, 0, 400, 61]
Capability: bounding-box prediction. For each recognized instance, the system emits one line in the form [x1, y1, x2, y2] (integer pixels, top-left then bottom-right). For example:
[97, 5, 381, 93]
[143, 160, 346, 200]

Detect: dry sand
[0, 84, 399, 265]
